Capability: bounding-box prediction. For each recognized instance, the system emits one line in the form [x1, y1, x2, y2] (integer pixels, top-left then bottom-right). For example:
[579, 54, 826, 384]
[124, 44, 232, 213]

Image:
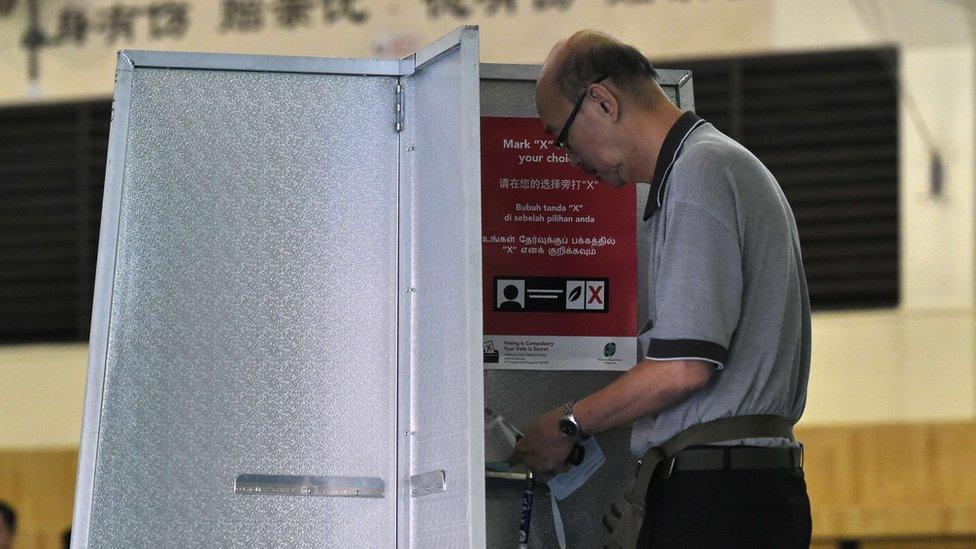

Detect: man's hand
[512, 407, 574, 479]
[511, 359, 712, 479]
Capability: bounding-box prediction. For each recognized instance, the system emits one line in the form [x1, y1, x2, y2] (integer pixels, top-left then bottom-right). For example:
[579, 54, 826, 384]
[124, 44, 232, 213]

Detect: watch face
[559, 418, 578, 437]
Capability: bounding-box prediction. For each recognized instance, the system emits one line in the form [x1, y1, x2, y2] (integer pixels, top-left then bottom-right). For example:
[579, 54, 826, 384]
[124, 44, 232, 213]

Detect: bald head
[538, 30, 664, 110]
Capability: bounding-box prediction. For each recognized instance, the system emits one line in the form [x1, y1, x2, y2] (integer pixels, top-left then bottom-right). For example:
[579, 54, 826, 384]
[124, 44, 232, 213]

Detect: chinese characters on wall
[0, 0, 719, 47]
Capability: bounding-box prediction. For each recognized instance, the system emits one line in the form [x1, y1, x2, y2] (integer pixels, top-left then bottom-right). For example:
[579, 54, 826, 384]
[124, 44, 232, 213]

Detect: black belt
[652, 445, 803, 479]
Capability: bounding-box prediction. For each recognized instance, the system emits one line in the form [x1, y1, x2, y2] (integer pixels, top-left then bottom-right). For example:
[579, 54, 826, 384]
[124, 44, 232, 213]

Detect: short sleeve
[646, 195, 742, 369]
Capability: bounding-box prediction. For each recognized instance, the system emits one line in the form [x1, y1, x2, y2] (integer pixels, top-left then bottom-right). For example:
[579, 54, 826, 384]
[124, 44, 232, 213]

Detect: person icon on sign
[499, 284, 524, 310]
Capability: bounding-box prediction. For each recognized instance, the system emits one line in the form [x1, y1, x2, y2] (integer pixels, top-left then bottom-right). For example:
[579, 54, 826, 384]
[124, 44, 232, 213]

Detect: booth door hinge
[395, 82, 405, 133]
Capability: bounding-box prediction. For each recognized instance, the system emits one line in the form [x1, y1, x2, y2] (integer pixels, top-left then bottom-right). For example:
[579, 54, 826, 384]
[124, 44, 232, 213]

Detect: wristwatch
[558, 401, 584, 443]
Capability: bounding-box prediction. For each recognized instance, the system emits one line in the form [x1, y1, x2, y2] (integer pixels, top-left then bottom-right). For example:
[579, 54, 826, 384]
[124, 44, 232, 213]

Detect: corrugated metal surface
[87, 66, 400, 547]
[403, 27, 486, 548]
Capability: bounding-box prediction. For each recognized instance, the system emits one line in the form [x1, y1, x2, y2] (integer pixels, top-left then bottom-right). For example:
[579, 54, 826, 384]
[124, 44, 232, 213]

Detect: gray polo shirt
[632, 111, 811, 457]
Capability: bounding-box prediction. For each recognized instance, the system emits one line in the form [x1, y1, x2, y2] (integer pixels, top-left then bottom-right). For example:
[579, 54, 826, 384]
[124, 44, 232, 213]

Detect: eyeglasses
[554, 74, 608, 150]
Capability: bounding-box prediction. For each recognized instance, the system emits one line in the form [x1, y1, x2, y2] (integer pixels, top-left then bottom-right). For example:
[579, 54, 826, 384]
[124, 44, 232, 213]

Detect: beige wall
[1, 0, 975, 447]
[0, 345, 87, 449]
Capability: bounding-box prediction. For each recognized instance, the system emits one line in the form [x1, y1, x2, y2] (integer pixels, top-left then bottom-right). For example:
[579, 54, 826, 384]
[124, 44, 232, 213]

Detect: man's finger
[536, 472, 554, 482]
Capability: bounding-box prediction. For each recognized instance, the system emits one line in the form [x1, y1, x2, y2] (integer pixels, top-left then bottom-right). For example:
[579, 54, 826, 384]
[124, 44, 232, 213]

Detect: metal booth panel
[479, 64, 694, 549]
[398, 26, 487, 549]
[75, 53, 402, 548]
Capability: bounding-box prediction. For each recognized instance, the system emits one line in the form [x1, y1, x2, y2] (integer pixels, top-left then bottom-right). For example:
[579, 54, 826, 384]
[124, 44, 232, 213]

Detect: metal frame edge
[676, 72, 695, 112]
[414, 25, 478, 70]
[457, 26, 487, 549]
[120, 49, 409, 76]
[477, 66, 693, 112]
[395, 66, 415, 549]
[654, 68, 690, 87]
[70, 52, 134, 549]
[479, 63, 540, 81]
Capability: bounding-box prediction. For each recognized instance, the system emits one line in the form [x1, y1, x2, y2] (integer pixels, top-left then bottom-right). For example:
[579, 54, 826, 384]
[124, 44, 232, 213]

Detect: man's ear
[590, 84, 619, 121]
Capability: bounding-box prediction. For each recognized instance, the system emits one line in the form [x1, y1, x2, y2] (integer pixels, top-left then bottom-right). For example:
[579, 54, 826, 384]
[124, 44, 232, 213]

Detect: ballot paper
[546, 435, 606, 501]
[484, 407, 524, 465]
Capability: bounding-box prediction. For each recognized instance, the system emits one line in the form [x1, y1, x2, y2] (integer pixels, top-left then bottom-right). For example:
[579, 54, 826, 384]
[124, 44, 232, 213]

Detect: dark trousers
[636, 466, 812, 548]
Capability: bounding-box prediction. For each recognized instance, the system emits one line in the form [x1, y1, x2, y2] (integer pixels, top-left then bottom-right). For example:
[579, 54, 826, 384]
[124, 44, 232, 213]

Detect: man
[513, 31, 811, 548]
[0, 501, 15, 549]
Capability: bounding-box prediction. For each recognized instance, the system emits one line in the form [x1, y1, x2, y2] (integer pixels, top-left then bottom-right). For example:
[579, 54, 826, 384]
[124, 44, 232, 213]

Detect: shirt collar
[642, 111, 707, 221]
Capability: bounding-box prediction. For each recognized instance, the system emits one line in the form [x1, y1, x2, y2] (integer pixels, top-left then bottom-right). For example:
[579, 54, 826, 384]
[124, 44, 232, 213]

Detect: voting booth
[71, 26, 693, 548]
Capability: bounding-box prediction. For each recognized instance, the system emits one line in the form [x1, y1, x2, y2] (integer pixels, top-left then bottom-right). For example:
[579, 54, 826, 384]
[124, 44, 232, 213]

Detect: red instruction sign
[481, 116, 637, 371]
